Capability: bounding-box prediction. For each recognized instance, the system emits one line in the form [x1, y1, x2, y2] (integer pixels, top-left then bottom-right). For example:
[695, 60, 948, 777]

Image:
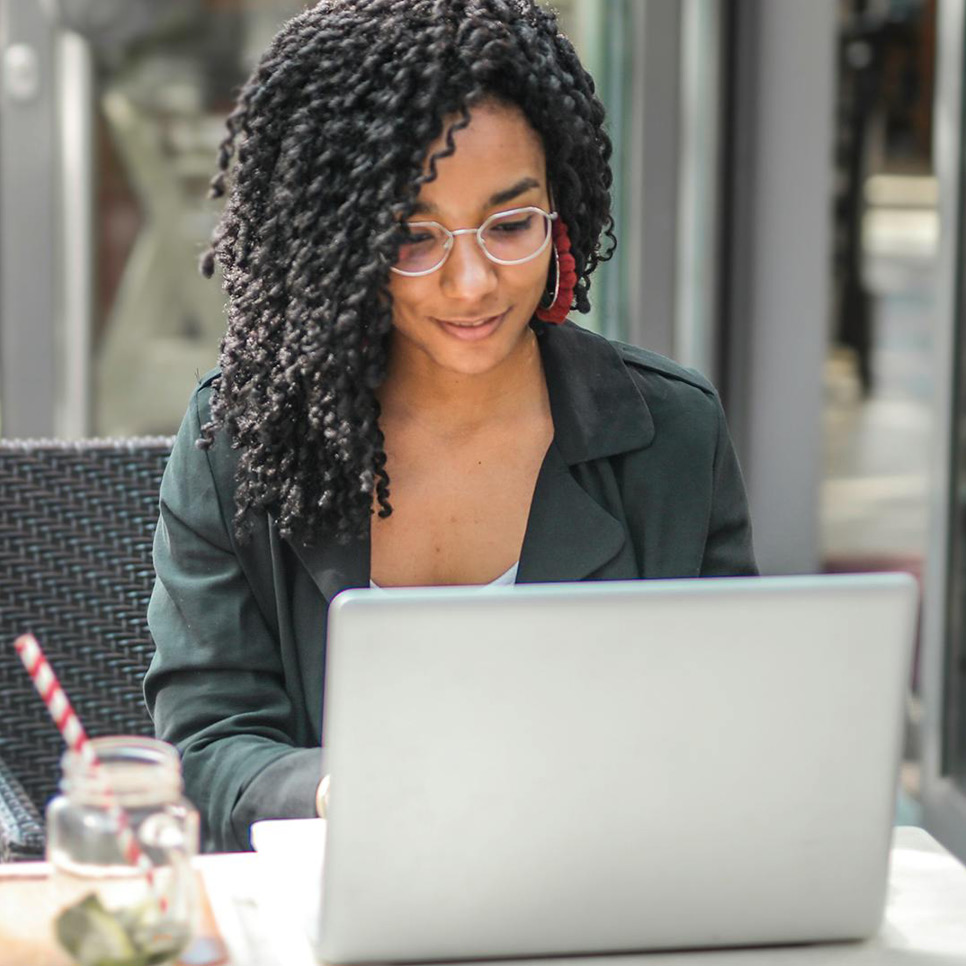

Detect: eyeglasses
[390, 206, 558, 277]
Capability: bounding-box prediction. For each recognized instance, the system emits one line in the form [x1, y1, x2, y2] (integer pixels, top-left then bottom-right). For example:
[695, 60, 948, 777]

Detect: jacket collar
[289, 321, 656, 599]
[535, 320, 654, 463]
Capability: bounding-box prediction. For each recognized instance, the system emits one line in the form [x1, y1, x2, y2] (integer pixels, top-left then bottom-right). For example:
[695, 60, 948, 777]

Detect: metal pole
[0, 0, 60, 437]
[722, 0, 836, 575]
[920, 0, 966, 862]
[57, 28, 94, 438]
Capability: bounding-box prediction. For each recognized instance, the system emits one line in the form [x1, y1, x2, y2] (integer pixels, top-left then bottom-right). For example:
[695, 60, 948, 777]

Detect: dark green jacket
[144, 321, 756, 852]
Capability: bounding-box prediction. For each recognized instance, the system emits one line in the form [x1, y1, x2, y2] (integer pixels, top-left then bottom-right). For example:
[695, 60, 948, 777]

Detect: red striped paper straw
[14, 633, 159, 892]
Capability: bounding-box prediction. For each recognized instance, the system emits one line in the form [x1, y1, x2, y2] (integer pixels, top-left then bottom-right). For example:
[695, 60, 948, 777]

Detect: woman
[145, 0, 756, 852]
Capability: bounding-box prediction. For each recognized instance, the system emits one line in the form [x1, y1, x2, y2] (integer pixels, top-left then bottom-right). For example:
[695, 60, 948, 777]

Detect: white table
[198, 825, 966, 965]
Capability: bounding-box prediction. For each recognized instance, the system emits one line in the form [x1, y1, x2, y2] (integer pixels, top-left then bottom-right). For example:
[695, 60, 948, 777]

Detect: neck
[378, 327, 546, 437]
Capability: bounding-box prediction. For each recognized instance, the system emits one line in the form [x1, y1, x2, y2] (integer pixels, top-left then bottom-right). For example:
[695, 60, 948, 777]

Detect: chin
[425, 340, 519, 378]
[439, 348, 514, 377]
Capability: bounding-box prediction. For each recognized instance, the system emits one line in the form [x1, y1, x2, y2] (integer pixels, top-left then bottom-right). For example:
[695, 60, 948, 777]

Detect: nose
[438, 233, 498, 302]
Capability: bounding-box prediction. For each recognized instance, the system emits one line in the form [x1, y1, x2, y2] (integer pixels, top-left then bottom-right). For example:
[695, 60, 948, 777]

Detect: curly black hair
[201, 0, 615, 545]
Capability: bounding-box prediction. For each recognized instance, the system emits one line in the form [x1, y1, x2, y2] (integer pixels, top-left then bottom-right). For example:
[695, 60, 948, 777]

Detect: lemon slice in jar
[55, 893, 139, 966]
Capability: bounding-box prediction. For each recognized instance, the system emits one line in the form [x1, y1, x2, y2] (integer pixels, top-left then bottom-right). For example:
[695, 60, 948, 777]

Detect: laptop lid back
[318, 574, 917, 962]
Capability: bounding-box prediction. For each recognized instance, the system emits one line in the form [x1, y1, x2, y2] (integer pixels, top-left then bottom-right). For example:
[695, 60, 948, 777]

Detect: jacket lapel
[516, 440, 626, 582]
[286, 524, 369, 603]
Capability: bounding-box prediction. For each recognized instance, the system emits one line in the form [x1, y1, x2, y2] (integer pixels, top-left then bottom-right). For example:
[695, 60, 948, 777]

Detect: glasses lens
[396, 222, 448, 274]
[480, 209, 550, 263]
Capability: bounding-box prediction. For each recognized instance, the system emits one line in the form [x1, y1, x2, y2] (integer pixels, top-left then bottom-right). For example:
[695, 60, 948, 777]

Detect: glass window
[546, 0, 635, 341]
[89, 0, 309, 436]
[821, 0, 937, 818]
[822, 0, 936, 576]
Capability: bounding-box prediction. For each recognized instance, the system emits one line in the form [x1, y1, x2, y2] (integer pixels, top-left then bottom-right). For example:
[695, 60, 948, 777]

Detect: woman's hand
[316, 774, 330, 818]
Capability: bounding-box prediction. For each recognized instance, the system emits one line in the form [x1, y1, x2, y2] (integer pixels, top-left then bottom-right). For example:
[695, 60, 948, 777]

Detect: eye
[490, 215, 534, 234]
[402, 227, 436, 246]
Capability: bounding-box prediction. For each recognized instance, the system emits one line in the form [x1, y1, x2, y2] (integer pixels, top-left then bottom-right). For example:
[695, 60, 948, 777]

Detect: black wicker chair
[0, 437, 173, 860]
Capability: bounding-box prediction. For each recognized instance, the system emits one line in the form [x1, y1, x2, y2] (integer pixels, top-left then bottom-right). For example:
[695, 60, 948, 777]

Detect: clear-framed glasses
[391, 206, 558, 277]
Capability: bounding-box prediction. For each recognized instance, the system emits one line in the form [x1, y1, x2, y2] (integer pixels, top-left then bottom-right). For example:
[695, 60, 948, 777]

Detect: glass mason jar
[45, 736, 200, 966]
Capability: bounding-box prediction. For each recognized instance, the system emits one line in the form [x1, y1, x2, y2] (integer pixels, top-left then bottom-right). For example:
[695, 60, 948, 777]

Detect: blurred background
[4, 0, 966, 858]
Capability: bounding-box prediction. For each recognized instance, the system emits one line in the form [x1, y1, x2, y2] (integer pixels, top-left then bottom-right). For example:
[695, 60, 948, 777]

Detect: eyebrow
[411, 176, 543, 215]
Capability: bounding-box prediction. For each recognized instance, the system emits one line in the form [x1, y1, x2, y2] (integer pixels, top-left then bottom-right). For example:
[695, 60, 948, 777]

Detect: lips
[442, 317, 496, 327]
[433, 309, 508, 342]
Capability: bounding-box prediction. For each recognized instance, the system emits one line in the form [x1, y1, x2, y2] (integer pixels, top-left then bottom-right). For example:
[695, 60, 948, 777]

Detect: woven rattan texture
[0, 439, 173, 817]
[0, 752, 44, 860]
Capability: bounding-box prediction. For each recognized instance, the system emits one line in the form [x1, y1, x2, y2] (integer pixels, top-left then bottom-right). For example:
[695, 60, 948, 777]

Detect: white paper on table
[250, 817, 327, 952]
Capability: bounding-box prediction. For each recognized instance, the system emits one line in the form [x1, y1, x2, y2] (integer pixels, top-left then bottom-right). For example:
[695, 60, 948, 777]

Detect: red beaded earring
[535, 218, 577, 324]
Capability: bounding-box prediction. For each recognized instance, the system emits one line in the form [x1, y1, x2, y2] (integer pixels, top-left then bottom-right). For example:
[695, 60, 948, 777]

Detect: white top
[370, 561, 519, 590]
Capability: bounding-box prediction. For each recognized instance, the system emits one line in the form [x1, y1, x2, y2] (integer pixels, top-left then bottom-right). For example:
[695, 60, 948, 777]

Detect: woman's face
[386, 100, 553, 379]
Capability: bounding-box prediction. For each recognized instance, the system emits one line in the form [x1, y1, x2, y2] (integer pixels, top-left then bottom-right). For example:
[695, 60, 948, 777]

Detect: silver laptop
[317, 573, 917, 963]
